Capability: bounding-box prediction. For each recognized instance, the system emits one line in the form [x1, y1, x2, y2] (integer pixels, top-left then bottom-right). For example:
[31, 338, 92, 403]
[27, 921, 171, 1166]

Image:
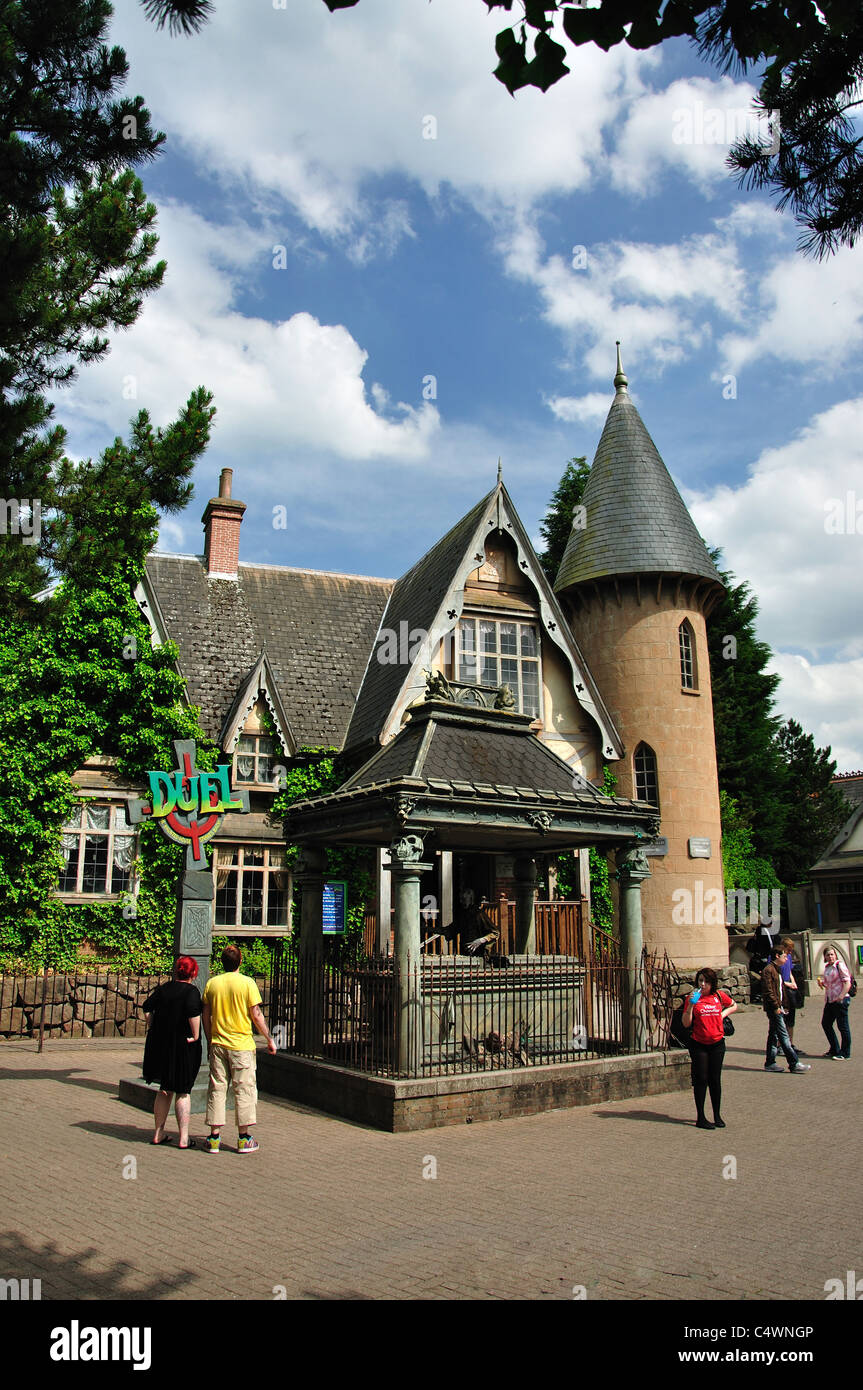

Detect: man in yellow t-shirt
[202, 944, 277, 1154]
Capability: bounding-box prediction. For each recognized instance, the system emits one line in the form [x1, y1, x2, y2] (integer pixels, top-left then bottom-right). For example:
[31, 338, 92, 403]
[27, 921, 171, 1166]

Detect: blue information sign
[323, 880, 347, 935]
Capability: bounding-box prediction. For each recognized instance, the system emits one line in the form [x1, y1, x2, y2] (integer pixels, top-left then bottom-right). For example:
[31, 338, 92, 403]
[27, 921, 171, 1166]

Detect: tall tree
[0, 389, 216, 962]
[538, 455, 588, 584]
[705, 546, 785, 859]
[771, 718, 849, 885]
[0, 1, 168, 615]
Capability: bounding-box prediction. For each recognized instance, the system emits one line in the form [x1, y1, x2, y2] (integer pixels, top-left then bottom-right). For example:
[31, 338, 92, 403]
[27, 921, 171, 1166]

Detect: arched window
[634, 743, 659, 807]
[679, 619, 698, 691]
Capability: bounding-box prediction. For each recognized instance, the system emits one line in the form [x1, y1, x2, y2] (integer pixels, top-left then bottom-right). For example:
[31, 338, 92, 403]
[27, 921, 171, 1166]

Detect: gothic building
[61, 354, 728, 970]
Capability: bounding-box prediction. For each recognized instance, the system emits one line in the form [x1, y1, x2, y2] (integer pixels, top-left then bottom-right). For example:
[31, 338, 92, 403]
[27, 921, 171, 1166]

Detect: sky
[54, 0, 863, 770]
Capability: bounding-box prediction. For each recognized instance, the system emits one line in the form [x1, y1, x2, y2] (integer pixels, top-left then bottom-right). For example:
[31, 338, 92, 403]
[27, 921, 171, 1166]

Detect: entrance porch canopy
[284, 695, 659, 1064]
[283, 697, 659, 856]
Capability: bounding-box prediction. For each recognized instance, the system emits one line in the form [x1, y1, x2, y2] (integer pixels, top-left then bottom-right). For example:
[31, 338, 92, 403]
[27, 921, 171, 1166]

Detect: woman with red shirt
[682, 967, 738, 1130]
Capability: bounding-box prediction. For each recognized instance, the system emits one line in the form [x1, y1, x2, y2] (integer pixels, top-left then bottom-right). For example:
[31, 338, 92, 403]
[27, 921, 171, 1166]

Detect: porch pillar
[295, 845, 327, 1054]
[514, 856, 537, 954]
[389, 834, 432, 1075]
[377, 846, 392, 954]
[615, 846, 651, 1051]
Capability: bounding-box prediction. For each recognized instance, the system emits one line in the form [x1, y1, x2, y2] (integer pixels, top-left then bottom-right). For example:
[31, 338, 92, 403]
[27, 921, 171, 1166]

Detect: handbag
[723, 1015, 735, 1036]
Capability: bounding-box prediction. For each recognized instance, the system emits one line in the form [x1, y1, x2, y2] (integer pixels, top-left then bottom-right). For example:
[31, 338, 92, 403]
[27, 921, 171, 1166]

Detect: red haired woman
[142, 956, 203, 1148]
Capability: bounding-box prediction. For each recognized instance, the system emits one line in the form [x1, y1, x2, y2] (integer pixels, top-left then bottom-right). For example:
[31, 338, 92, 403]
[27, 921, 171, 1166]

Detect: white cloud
[546, 393, 610, 425]
[498, 213, 748, 381]
[720, 243, 863, 376]
[59, 204, 439, 463]
[687, 396, 863, 763]
[769, 652, 863, 772]
[111, 0, 648, 254]
[609, 75, 764, 196]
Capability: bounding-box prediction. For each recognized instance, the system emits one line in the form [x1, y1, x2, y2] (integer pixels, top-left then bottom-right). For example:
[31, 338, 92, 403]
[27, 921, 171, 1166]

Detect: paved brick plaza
[1, 1006, 859, 1302]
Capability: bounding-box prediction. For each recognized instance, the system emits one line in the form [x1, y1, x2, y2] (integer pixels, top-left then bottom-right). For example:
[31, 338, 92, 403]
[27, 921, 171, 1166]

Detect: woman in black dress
[142, 956, 203, 1148]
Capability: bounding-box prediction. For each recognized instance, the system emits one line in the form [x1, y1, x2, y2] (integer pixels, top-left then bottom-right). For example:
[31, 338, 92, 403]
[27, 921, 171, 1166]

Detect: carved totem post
[128, 740, 250, 1106]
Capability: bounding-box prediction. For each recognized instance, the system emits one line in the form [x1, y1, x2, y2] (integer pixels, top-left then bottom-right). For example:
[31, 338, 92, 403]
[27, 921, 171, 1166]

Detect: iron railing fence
[268, 942, 678, 1079]
[363, 897, 591, 958]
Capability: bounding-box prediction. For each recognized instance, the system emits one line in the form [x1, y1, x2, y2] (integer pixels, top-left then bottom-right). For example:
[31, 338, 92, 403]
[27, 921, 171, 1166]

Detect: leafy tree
[0, 390, 216, 966]
[538, 455, 588, 584]
[140, 0, 213, 34]
[705, 546, 785, 859]
[771, 717, 849, 885]
[0, 0, 169, 616]
[719, 790, 781, 893]
[311, 1, 863, 255]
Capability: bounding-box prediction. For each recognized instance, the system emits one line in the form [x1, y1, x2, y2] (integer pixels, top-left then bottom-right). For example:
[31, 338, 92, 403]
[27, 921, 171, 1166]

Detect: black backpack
[669, 1005, 692, 1049]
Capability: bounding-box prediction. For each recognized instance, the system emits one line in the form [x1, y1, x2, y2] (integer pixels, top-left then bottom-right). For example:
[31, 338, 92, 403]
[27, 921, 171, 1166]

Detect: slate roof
[343, 489, 496, 753]
[555, 381, 722, 593]
[811, 801, 863, 875]
[144, 555, 392, 748]
[340, 701, 620, 802]
[834, 774, 863, 810]
[284, 700, 658, 853]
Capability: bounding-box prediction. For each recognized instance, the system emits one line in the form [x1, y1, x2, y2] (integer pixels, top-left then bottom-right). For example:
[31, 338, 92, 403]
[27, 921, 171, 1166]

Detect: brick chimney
[202, 468, 246, 580]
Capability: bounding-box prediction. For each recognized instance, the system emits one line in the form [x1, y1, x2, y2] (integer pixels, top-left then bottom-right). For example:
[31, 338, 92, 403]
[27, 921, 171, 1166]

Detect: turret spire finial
[497, 457, 502, 484]
[614, 340, 628, 393]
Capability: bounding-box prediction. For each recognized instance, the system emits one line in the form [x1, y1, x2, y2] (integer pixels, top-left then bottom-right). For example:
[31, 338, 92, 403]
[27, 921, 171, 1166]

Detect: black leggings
[689, 1040, 726, 1119]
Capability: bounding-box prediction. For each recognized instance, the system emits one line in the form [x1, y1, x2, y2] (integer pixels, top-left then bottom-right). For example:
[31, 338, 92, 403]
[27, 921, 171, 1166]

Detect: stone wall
[671, 962, 750, 1009]
[0, 970, 271, 1039]
[257, 1048, 691, 1132]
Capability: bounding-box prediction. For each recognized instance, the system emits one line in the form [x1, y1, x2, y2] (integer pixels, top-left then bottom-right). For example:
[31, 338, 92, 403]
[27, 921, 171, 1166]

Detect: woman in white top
[818, 945, 852, 1059]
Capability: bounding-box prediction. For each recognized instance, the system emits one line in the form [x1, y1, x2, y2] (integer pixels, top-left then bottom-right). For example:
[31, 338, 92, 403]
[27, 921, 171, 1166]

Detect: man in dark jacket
[763, 947, 811, 1073]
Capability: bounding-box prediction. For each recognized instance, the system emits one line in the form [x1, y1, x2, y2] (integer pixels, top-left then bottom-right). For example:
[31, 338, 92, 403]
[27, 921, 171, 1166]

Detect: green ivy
[0, 404, 218, 971]
[720, 790, 783, 894]
[554, 765, 617, 935]
[272, 749, 374, 965]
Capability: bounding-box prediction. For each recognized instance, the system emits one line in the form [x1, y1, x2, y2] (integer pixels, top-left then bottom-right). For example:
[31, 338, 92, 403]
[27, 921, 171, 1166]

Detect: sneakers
[237, 1134, 259, 1154]
[205, 1134, 220, 1155]
[790, 1063, 811, 1073]
[764, 1063, 784, 1072]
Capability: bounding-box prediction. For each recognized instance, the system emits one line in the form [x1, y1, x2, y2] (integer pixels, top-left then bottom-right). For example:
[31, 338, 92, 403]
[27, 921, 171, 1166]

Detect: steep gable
[143, 555, 392, 748]
[344, 479, 623, 759]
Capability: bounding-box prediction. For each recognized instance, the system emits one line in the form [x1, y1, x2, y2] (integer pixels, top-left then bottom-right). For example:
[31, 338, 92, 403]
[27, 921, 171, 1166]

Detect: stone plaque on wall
[688, 837, 712, 859]
[643, 837, 669, 857]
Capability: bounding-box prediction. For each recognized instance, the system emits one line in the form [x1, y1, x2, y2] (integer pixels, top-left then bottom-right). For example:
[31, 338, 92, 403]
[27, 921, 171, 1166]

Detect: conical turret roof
[554, 350, 722, 594]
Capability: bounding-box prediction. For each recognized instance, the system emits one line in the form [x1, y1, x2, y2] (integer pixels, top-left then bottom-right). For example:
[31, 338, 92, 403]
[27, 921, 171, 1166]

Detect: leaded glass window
[679, 620, 697, 690]
[234, 733, 278, 785]
[57, 802, 137, 896]
[214, 845, 290, 931]
[634, 743, 659, 807]
[457, 617, 541, 716]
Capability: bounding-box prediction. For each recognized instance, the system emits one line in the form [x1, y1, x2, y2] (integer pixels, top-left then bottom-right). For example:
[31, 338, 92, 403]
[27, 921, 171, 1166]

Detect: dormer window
[234, 733, 278, 786]
[679, 619, 698, 691]
[456, 616, 541, 716]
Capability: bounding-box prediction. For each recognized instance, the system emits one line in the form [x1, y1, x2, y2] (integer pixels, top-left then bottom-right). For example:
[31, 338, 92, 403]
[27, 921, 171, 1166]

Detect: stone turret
[555, 347, 727, 969]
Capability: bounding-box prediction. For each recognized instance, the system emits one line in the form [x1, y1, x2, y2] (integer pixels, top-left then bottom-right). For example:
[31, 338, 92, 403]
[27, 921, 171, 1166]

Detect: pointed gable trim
[135, 573, 191, 707]
[347, 481, 623, 759]
[812, 801, 863, 872]
[220, 652, 297, 758]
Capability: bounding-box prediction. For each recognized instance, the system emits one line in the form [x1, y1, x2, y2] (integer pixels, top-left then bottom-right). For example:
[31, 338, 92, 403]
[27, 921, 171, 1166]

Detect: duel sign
[128, 739, 249, 868]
